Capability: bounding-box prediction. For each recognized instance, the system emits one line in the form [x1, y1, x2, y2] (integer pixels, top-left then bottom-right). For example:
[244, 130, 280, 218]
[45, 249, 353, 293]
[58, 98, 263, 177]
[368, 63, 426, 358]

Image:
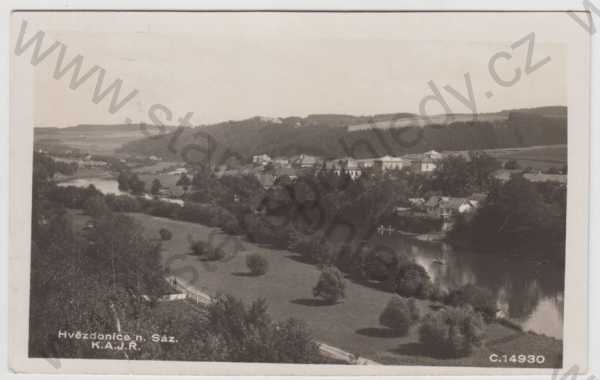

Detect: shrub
[418, 306, 485, 358]
[394, 262, 433, 299]
[246, 253, 269, 276]
[312, 266, 346, 304]
[190, 240, 209, 255]
[445, 284, 497, 322]
[159, 228, 173, 241]
[379, 297, 420, 335]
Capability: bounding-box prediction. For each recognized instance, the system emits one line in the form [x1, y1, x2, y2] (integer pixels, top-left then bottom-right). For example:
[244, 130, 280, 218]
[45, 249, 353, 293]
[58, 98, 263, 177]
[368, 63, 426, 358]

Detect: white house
[355, 158, 376, 168]
[168, 167, 188, 176]
[252, 154, 272, 166]
[419, 157, 438, 172]
[272, 157, 290, 167]
[345, 159, 363, 179]
[424, 150, 443, 160]
[377, 155, 406, 171]
[404, 150, 442, 173]
[292, 154, 321, 168]
[328, 158, 362, 179]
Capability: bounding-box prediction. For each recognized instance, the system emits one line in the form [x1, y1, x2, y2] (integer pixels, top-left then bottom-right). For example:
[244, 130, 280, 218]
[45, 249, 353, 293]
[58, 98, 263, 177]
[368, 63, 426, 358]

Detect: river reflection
[58, 177, 125, 194]
[371, 234, 564, 339]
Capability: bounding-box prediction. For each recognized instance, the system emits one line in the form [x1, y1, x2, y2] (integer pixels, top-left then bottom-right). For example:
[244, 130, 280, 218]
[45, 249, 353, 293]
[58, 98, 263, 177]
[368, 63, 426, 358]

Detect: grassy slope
[35, 127, 153, 155]
[486, 145, 567, 170]
[125, 213, 562, 367]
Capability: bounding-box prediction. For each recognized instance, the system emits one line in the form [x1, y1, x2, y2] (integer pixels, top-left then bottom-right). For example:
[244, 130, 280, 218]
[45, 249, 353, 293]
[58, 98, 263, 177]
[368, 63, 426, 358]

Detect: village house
[344, 159, 363, 179]
[168, 167, 188, 176]
[291, 154, 322, 168]
[403, 150, 443, 173]
[322, 155, 407, 180]
[274, 166, 298, 180]
[326, 158, 363, 179]
[252, 154, 272, 166]
[272, 157, 291, 168]
[408, 197, 426, 207]
[424, 195, 480, 218]
[416, 157, 438, 172]
[424, 150, 443, 160]
[376, 155, 406, 171]
[355, 158, 376, 168]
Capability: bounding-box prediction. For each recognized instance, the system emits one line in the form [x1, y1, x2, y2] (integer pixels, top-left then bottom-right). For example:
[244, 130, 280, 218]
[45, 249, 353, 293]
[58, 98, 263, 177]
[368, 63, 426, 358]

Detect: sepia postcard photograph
[7, 9, 591, 376]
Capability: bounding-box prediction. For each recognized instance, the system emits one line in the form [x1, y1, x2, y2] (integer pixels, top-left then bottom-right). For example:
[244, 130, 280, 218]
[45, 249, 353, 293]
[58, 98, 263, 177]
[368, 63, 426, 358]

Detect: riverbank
[116, 211, 562, 367]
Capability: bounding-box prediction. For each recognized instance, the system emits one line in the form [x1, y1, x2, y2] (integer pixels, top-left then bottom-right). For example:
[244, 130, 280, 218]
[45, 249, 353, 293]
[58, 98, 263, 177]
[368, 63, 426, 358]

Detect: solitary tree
[379, 296, 420, 335]
[395, 262, 433, 299]
[312, 266, 346, 304]
[159, 228, 172, 241]
[117, 171, 130, 191]
[246, 253, 269, 276]
[128, 173, 146, 195]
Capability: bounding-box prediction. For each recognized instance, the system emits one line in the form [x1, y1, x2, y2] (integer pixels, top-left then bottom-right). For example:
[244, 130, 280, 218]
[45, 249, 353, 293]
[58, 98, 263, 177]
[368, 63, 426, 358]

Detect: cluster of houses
[251, 150, 444, 180]
[401, 193, 488, 232]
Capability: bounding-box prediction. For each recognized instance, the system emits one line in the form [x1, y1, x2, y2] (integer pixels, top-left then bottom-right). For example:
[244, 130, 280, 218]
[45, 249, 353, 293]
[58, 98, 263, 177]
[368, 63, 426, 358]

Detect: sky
[22, 12, 568, 127]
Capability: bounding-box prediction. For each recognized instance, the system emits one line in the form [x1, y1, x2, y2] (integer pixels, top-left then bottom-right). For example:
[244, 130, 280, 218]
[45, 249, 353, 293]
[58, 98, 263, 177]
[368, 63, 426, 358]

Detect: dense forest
[117, 107, 567, 164]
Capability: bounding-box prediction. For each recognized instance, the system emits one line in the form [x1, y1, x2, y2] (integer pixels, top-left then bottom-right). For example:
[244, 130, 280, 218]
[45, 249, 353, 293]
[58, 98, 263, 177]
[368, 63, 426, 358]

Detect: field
[484, 145, 567, 170]
[34, 126, 162, 155]
[131, 161, 182, 175]
[123, 213, 562, 367]
[348, 113, 509, 131]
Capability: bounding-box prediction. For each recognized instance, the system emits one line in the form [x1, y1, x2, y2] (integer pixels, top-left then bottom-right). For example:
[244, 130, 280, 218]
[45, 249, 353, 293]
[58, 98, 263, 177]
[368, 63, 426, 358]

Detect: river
[58, 176, 563, 339]
[371, 234, 564, 339]
[57, 177, 184, 206]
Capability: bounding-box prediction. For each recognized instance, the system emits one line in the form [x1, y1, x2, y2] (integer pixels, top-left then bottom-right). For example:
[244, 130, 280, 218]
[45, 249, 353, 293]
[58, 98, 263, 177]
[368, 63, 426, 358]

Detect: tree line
[118, 110, 566, 162]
